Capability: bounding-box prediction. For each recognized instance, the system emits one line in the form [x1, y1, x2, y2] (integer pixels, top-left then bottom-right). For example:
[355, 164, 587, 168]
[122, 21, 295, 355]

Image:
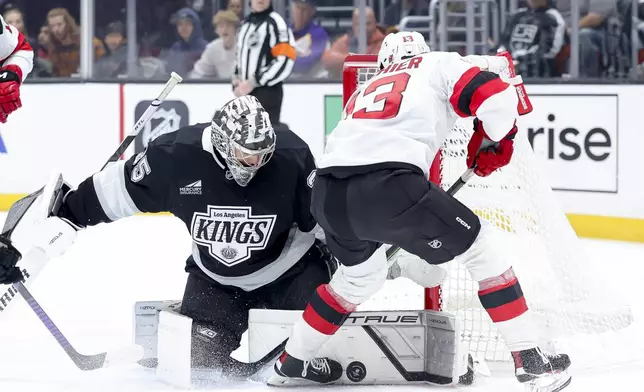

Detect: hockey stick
[13, 280, 142, 370]
[216, 338, 288, 379]
[0, 73, 183, 370]
[0, 191, 145, 371]
[102, 72, 183, 169]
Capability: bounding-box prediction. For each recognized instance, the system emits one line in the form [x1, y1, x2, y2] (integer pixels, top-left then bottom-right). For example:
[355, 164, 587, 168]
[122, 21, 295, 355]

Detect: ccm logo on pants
[456, 217, 471, 230]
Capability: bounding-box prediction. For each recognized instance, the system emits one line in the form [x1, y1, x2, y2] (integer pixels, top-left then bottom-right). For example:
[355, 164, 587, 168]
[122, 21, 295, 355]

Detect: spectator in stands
[45, 7, 106, 77]
[322, 7, 384, 78]
[557, 0, 618, 77]
[37, 25, 50, 60]
[384, 0, 429, 29]
[228, 0, 244, 20]
[2, 6, 52, 78]
[94, 21, 135, 79]
[290, 0, 329, 79]
[498, 0, 567, 77]
[190, 10, 239, 79]
[166, 7, 208, 77]
[2, 7, 33, 44]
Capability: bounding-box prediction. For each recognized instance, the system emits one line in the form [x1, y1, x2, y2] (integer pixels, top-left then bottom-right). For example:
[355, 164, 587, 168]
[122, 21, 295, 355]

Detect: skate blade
[267, 374, 337, 388]
[525, 371, 572, 392]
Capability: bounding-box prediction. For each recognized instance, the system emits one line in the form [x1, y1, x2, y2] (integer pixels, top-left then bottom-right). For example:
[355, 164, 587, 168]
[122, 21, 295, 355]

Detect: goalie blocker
[134, 305, 472, 388]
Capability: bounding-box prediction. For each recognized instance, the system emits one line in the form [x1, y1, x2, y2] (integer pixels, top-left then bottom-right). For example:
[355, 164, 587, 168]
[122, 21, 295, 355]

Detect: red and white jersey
[0, 14, 34, 80]
[318, 52, 518, 178]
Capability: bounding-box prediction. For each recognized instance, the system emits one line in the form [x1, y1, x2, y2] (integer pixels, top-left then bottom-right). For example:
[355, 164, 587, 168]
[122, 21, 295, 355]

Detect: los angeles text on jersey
[191, 206, 277, 267]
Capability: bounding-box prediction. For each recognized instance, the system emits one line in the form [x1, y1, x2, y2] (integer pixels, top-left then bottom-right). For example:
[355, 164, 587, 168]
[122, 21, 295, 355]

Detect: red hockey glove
[466, 118, 517, 177]
[0, 65, 23, 123]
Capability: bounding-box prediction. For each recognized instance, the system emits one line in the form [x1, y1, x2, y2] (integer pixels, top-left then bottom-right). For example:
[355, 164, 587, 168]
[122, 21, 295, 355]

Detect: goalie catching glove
[466, 118, 517, 177]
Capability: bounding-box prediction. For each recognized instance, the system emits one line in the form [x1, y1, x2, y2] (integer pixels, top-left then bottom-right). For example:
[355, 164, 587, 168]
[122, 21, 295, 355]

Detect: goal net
[342, 54, 634, 364]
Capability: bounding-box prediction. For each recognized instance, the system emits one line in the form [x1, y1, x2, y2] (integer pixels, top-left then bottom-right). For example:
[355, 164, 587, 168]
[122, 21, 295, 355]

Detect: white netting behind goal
[342, 54, 635, 364]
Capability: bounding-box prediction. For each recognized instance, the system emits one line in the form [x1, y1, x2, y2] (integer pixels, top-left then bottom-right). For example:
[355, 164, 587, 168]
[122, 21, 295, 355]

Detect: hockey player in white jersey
[268, 32, 572, 391]
[0, 14, 33, 123]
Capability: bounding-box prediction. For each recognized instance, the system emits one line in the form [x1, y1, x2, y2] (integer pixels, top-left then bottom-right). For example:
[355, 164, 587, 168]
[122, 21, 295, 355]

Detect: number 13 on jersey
[342, 73, 411, 121]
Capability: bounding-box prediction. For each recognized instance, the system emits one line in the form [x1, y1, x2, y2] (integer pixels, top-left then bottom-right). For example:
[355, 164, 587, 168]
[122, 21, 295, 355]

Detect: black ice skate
[512, 347, 572, 392]
[267, 352, 342, 387]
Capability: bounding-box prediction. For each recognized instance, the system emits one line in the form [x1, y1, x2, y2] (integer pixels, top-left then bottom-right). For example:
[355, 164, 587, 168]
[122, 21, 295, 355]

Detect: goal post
[340, 54, 634, 364]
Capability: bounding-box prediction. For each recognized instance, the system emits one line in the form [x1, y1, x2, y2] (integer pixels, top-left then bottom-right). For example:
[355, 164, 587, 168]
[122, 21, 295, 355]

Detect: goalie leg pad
[133, 300, 181, 365]
[252, 309, 469, 385]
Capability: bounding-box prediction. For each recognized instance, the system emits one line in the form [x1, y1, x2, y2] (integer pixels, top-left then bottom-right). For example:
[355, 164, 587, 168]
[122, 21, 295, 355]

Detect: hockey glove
[314, 239, 338, 275]
[0, 65, 22, 123]
[466, 118, 517, 177]
[30, 173, 82, 260]
[0, 236, 24, 284]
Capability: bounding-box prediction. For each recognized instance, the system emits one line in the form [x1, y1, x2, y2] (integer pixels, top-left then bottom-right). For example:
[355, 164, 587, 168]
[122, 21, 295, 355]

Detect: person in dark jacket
[498, 0, 567, 77]
[166, 7, 208, 76]
[95, 21, 131, 78]
[383, 0, 429, 29]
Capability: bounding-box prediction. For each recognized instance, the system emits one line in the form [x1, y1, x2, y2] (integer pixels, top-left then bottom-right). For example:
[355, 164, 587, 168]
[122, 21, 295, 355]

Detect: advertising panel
[133, 100, 190, 154]
[517, 94, 618, 193]
[0, 84, 120, 196]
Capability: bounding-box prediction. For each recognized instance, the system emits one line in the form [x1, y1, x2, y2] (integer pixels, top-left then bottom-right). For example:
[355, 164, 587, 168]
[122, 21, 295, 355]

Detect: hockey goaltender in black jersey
[56, 96, 335, 372]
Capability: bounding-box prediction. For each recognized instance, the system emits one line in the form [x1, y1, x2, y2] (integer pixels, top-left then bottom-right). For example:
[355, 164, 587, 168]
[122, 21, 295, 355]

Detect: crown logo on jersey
[191, 206, 276, 267]
[220, 246, 238, 260]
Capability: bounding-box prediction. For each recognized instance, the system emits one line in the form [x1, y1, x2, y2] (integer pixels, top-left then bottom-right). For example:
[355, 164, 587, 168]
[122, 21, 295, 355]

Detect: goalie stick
[102, 72, 183, 169]
[0, 72, 183, 370]
[13, 280, 142, 370]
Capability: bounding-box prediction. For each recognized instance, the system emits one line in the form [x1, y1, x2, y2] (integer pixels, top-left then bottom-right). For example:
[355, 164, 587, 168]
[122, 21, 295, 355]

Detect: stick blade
[74, 344, 144, 371]
[103, 344, 145, 369]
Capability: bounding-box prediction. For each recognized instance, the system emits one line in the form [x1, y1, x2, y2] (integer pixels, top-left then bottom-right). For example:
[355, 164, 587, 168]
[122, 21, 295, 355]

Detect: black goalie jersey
[60, 123, 318, 291]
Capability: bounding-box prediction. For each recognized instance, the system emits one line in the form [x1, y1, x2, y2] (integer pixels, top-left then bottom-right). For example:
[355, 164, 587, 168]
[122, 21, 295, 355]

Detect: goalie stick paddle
[385, 168, 475, 261]
[1, 188, 43, 239]
[101, 71, 183, 170]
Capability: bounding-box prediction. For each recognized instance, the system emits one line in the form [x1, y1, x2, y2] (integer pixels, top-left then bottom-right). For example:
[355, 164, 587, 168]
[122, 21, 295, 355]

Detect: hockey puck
[346, 361, 367, 382]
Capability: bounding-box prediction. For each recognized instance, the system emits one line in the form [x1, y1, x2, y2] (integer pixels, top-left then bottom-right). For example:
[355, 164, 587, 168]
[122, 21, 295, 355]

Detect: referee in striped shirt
[233, 0, 295, 124]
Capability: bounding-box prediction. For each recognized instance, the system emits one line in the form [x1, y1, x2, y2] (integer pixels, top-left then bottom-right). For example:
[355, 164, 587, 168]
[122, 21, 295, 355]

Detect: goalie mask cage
[343, 54, 634, 364]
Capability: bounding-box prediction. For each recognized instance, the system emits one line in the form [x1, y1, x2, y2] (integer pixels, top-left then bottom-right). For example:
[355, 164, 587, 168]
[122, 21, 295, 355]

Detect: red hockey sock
[284, 284, 353, 361]
[302, 284, 352, 335]
[478, 268, 528, 322]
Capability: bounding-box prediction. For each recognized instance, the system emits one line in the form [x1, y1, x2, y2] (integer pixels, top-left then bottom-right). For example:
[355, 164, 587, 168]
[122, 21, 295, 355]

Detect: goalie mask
[211, 96, 276, 187]
[378, 31, 430, 70]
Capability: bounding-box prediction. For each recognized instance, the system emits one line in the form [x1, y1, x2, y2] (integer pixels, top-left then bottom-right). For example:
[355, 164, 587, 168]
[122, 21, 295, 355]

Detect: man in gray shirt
[190, 10, 239, 79]
[557, 0, 619, 77]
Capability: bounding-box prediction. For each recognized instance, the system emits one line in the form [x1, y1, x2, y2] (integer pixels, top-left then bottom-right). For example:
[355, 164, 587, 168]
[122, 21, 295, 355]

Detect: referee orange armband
[271, 43, 296, 60]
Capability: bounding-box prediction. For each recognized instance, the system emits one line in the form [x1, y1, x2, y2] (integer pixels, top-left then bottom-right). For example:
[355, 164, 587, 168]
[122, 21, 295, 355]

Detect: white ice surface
[0, 213, 642, 392]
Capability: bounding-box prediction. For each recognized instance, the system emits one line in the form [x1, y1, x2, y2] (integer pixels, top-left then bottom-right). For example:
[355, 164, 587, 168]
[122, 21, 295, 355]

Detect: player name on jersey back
[318, 52, 468, 177]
